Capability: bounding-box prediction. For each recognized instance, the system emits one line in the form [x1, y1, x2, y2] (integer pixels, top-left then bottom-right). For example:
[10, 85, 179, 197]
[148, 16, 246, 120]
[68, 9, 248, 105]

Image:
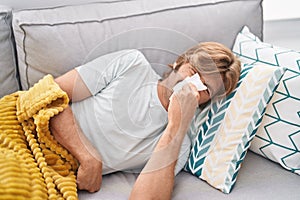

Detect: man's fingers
[76, 165, 101, 192]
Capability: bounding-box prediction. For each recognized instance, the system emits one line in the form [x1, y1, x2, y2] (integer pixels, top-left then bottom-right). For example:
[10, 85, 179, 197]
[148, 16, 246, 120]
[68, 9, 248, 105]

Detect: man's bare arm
[55, 69, 91, 102]
[129, 84, 199, 200]
[50, 106, 102, 192]
[50, 70, 102, 192]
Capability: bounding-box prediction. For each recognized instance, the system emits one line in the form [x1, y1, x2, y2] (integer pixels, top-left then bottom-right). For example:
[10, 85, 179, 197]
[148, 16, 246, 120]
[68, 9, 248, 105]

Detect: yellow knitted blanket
[0, 75, 78, 200]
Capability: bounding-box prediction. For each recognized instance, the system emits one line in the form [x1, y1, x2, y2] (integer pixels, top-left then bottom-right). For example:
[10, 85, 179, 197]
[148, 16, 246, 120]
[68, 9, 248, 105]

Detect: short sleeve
[76, 49, 149, 95]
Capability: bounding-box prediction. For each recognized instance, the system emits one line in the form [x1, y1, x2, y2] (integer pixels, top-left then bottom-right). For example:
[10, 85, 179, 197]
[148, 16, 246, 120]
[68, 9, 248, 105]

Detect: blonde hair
[171, 42, 241, 97]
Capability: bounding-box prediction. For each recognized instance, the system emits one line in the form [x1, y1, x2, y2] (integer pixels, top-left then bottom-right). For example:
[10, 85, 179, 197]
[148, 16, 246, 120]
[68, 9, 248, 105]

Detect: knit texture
[0, 75, 78, 200]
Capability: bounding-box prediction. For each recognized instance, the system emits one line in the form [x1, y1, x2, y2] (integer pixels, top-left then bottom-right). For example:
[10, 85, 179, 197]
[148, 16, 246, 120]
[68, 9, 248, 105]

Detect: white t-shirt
[71, 49, 191, 175]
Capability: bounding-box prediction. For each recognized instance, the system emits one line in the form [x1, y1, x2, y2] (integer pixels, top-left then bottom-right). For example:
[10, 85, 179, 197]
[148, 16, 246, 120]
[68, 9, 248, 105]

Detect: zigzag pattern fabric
[233, 26, 300, 175]
[0, 75, 78, 199]
[185, 64, 285, 193]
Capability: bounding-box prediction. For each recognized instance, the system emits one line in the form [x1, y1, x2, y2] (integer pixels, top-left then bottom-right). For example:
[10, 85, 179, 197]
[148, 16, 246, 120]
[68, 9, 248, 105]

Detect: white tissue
[172, 73, 207, 93]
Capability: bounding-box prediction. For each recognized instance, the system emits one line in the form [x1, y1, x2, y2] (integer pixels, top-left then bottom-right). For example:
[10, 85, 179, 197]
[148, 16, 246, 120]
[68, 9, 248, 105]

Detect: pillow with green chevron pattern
[232, 26, 300, 176]
[184, 63, 286, 193]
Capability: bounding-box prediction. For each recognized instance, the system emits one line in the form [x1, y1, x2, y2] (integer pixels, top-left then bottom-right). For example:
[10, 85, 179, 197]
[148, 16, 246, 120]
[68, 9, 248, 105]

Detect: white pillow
[233, 26, 300, 175]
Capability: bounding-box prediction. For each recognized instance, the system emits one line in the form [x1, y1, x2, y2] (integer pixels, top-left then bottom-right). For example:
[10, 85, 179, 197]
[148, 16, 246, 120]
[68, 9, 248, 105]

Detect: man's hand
[77, 156, 102, 192]
[168, 83, 199, 132]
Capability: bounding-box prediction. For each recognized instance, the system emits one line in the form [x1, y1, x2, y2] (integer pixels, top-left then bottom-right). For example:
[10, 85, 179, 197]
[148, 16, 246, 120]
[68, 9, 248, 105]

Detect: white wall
[1, 0, 300, 21]
[263, 0, 300, 21]
[0, 0, 120, 10]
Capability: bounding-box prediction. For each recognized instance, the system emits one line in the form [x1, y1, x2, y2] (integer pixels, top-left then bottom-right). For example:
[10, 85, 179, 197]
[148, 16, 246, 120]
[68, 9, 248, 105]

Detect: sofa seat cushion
[78, 151, 300, 200]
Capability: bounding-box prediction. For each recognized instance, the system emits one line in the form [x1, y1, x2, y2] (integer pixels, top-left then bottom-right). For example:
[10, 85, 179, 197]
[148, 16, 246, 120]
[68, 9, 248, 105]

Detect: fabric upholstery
[185, 64, 286, 193]
[233, 26, 300, 175]
[0, 6, 19, 97]
[12, 0, 263, 89]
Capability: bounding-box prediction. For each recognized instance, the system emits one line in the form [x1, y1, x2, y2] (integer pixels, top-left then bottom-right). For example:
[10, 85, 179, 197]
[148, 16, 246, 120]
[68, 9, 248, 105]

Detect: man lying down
[49, 42, 241, 199]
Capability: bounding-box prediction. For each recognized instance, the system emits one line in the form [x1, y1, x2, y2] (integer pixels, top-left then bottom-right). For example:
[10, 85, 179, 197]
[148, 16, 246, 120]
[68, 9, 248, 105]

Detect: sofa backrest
[0, 6, 19, 97]
[1, 0, 263, 90]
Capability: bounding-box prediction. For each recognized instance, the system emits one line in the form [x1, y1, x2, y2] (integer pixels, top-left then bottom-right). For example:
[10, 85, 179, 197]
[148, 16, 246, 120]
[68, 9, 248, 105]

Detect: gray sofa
[0, 0, 299, 199]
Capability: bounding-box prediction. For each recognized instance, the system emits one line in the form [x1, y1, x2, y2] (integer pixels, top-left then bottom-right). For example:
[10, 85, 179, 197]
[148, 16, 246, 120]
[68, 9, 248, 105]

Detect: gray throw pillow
[0, 6, 19, 97]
